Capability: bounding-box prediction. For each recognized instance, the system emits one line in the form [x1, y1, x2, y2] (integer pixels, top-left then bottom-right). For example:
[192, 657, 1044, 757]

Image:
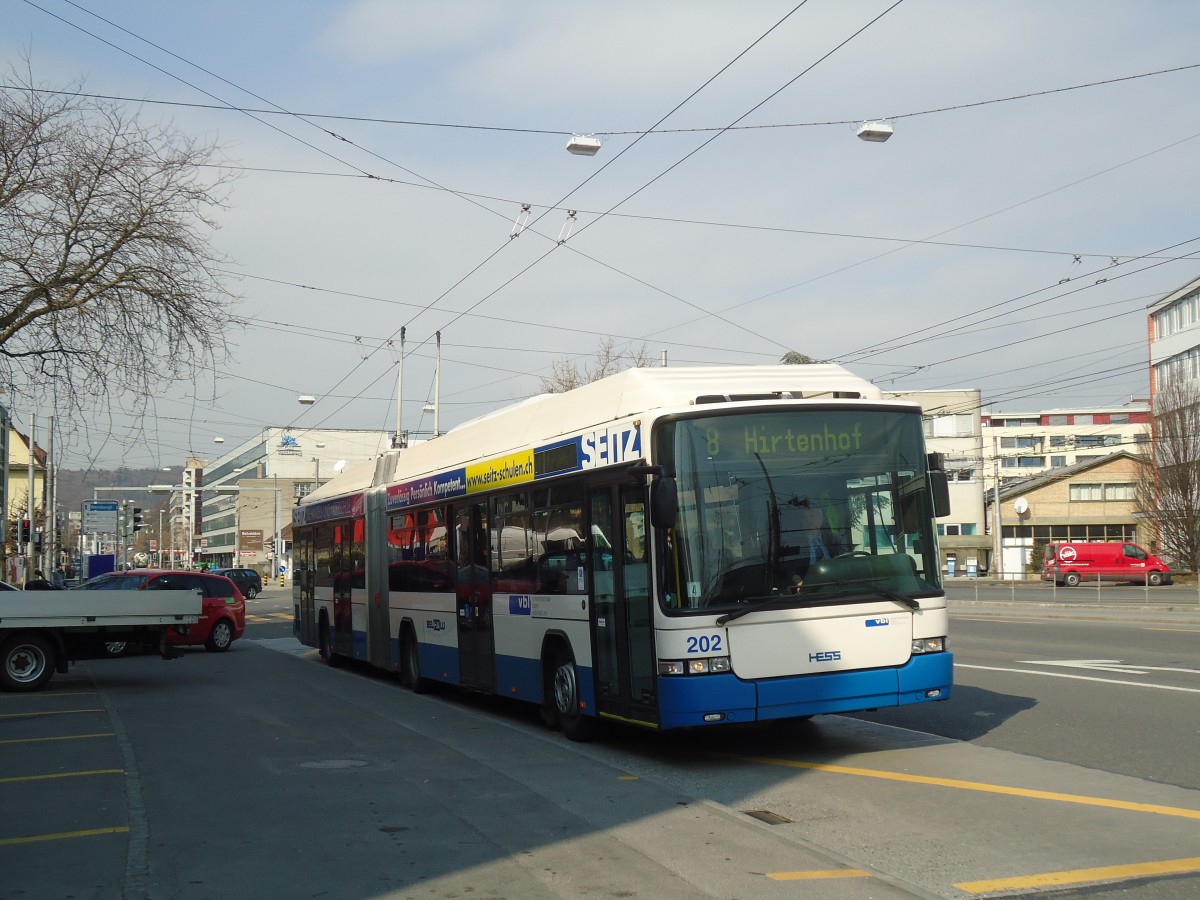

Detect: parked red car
[76, 570, 246, 651]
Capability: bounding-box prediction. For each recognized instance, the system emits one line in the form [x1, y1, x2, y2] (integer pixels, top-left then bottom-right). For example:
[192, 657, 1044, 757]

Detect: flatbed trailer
[0, 589, 202, 691]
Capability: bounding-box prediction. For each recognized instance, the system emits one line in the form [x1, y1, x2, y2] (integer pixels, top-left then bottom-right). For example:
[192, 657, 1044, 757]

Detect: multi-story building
[192, 427, 391, 576]
[886, 389, 991, 576]
[981, 405, 1150, 484]
[1148, 273, 1200, 399]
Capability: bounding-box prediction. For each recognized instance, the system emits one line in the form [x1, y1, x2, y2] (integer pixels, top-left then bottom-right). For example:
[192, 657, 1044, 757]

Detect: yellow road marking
[0, 768, 123, 784]
[955, 856, 1200, 893]
[734, 755, 1200, 820]
[0, 708, 103, 719]
[0, 826, 129, 846]
[769, 870, 871, 881]
[0, 732, 114, 746]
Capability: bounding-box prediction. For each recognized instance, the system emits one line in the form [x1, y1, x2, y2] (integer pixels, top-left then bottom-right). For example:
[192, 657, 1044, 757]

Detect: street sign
[82, 499, 119, 532]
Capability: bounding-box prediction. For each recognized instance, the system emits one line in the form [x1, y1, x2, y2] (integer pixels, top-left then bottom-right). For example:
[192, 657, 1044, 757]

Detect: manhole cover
[742, 809, 793, 825]
[300, 759, 369, 769]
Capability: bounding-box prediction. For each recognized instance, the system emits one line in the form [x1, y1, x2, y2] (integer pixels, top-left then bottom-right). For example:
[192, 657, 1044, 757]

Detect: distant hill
[55, 468, 176, 515]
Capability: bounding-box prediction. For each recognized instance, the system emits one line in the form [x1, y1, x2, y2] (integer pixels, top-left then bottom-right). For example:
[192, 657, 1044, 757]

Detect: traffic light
[132, 508, 145, 531]
[19, 519, 30, 543]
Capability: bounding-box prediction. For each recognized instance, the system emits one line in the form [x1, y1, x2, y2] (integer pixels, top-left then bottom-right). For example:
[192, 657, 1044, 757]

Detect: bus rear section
[1042, 542, 1171, 587]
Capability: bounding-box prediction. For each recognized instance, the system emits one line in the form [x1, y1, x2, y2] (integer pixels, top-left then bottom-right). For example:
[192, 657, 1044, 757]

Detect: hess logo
[809, 651, 842, 663]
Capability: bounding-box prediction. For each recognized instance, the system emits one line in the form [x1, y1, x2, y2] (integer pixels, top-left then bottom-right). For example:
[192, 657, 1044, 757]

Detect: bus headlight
[658, 656, 732, 675]
[911, 637, 946, 654]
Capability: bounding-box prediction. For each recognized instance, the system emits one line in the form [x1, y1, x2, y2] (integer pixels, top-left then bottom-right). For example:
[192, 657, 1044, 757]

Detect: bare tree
[539, 337, 655, 393]
[0, 66, 236, 431]
[1135, 377, 1200, 568]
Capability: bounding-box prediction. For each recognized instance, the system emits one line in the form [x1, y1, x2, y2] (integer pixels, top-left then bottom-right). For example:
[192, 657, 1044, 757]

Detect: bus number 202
[686, 634, 723, 654]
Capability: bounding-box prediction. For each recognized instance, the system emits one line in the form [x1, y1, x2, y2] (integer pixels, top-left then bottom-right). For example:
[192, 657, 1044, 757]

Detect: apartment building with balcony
[982, 404, 1150, 485]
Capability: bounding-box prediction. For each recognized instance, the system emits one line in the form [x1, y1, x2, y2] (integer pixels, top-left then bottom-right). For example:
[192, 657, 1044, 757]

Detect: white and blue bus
[292, 365, 952, 739]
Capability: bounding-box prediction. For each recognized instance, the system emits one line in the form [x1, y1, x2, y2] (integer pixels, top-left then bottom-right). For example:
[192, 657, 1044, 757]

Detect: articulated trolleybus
[293, 365, 952, 739]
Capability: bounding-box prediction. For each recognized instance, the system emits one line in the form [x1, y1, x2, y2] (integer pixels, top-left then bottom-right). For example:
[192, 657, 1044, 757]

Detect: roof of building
[995, 450, 1147, 502]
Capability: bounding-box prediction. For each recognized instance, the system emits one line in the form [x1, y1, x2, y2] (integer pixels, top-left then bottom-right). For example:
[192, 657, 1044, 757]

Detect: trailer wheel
[1063, 572, 1081, 587]
[1, 634, 56, 692]
[400, 627, 430, 694]
[319, 618, 343, 668]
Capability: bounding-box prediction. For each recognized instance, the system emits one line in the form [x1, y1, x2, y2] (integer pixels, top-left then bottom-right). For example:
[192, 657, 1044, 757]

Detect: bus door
[296, 532, 316, 646]
[453, 501, 494, 690]
[589, 482, 658, 728]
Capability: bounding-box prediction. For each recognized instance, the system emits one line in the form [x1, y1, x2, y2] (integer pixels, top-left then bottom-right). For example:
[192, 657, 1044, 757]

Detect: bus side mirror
[649, 476, 678, 529]
[629, 463, 678, 529]
[929, 470, 950, 518]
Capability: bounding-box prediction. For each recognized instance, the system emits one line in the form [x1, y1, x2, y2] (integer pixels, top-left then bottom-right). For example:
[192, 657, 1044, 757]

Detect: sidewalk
[944, 578, 1200, 623]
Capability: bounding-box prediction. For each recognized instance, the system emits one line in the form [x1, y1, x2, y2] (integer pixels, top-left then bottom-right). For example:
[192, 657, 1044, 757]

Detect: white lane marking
[956, 663, 1200, 694]
[1016, 659, 1200, 675]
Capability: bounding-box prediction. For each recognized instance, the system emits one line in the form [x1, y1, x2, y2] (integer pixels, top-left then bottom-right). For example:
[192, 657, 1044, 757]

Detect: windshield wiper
[716, 579, 920, 625]
[715, 592, 804, 626]
[803, 578, 921, 610]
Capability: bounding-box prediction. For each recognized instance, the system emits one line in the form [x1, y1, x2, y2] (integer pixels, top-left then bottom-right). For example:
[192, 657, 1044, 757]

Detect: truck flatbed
[1, 589, 202, 691]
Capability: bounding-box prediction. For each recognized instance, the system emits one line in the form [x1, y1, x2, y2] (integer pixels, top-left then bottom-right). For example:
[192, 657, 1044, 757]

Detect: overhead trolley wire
[10, 61, 1196, 137]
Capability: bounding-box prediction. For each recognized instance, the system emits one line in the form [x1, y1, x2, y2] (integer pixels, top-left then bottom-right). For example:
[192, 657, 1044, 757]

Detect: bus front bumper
[655, 652, 953, 730]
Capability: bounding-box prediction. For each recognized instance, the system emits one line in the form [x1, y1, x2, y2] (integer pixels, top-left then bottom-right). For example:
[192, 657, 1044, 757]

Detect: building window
[1070, 484, 1103, 501]
[1103, 483, 1135, 501]
[1047, 415, 1068, 426]
[1018, 456, 1043, 467]
[926, 414, 973, 437]
[1051, 456, 1068, 467]
[1074, 414, 1094, 426]
[1110, 413, 1129, 425]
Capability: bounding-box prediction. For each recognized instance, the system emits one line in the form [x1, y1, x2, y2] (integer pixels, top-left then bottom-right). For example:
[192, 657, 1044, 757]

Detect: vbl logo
[809, 650, 842, 662]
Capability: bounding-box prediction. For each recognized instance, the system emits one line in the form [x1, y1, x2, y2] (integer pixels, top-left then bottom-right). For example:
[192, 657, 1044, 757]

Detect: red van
[1042, 542, 1171, 587]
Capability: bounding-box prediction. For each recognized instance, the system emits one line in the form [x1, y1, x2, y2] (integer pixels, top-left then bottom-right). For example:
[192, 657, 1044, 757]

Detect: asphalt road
[2, 586, 1198, 899]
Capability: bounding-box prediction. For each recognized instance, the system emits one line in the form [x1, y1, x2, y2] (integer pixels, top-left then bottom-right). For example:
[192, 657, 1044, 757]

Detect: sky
[4, 0, 1199, 470]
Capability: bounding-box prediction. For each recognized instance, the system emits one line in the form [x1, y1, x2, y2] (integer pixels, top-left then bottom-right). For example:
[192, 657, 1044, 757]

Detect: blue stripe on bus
[656, 653, 953, 729]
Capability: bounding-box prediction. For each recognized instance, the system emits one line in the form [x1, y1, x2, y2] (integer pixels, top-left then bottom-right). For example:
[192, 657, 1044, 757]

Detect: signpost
[82, 499, 119, 533]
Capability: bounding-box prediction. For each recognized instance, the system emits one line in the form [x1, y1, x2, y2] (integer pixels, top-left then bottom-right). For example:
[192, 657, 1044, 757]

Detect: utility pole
[992, 435, 1003, 580]
[26, 415, 35, 580]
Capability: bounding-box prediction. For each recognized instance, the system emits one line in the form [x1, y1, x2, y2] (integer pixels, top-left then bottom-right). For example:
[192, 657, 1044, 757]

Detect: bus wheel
[319, 619, 343, 668]
[401, 628, 430, 694]
[1063, 572, 1080, 587]
[548, 650, 599, 743]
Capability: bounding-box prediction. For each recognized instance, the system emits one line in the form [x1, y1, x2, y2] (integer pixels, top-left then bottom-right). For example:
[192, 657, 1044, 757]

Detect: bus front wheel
[547, 649, 599, 743]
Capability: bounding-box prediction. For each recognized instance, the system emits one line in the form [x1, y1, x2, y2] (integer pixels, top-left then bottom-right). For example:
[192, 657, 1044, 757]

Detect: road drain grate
[742, 809, 792, 825]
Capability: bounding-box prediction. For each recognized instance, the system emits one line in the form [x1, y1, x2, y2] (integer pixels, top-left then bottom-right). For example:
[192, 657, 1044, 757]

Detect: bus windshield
[659, 408, 943, 614]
